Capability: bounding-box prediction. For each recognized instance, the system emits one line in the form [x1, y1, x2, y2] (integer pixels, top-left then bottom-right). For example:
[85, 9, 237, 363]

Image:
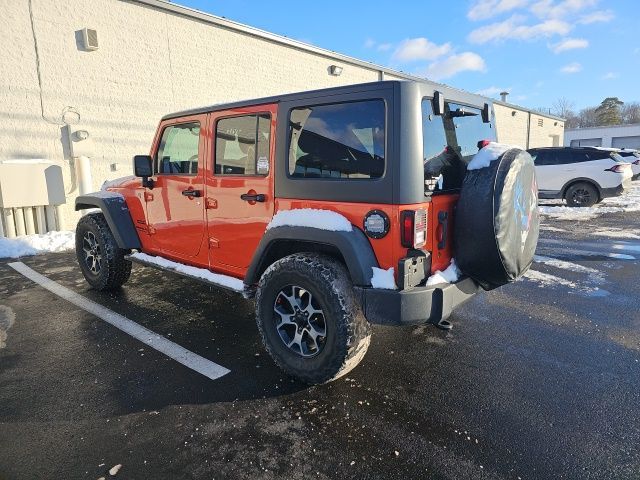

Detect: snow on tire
[255, 253, 371, 384]
[455, 148, 539, 290]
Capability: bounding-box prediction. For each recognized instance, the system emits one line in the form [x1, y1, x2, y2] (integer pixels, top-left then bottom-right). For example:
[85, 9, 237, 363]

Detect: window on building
[288, 100, 385, 179]
[157, 122, 200, 175]
[215, 114, 271, 175]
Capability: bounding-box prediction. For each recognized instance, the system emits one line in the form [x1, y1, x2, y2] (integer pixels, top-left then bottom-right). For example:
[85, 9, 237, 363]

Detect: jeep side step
[125, 252, 250, 296]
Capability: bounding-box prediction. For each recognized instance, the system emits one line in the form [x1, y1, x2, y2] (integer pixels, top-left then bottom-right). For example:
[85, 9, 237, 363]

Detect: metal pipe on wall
[75, 155, 93, 196]
[14, 208, 26, 237]
[35, 206, 46, 234]
[24, 207, 36, 235]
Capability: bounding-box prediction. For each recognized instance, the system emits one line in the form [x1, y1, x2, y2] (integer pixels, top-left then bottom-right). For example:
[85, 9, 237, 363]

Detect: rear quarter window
[288, 100, 385, 179]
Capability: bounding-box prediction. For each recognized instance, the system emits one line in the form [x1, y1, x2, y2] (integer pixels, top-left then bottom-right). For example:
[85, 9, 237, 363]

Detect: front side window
[215, 114, 271, 175]
[422, 100, 495, 194]
[157, 122, 200, 175]
[288, 100, 385, 179]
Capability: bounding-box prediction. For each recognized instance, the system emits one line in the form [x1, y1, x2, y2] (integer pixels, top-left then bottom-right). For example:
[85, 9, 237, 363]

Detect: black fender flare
[245, 225, 379, 287]
[75, 193, 141, 249]
[561, 177, 603, 199]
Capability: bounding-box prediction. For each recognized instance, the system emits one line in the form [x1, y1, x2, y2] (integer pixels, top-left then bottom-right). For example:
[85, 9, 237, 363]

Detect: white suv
[528, 147, 632, 207]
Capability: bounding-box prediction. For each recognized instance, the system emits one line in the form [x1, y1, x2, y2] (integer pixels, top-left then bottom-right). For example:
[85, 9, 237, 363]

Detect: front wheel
[256, 254, 371, 384]
[75, 213, 132, 290]
[565, 182, 598, 207]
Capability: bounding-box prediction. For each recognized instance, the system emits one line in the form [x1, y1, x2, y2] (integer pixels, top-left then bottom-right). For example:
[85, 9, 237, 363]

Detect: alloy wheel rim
[273, 285, 327, 358]
[573, 188, 591, 206]
[82, 231, 102, 275]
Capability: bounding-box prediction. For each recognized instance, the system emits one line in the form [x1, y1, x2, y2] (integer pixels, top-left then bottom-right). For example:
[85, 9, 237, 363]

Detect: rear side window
[157, 122, 200, 175]
[585, 150, 614, 161]
[215, 114, 271, 175]
[288, 100, 385, 179]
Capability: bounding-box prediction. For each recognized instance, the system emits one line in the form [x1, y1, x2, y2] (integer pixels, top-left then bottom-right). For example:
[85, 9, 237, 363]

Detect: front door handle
[182, 189, 202, 198]
[240, 193, 266, 202]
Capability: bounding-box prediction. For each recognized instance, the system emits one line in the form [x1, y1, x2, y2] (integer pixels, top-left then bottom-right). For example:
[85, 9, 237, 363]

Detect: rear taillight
[605, 164, 629, 173]
[400, 209, 427, 249]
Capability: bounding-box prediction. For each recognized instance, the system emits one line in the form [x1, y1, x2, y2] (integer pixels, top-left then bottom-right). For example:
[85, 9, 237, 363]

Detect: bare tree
[577, 107, 598, 128]
[621, 102, 640, 124]
[551, 97, 576, 118]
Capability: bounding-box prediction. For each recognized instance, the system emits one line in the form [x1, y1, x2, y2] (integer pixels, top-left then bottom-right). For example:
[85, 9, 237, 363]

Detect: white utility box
[0, 160, 65, 208]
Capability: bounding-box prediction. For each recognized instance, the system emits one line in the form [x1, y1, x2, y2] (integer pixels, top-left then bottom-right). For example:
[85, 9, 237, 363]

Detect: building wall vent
[538, 118, 544, 127]
[82, 28, 99, 51]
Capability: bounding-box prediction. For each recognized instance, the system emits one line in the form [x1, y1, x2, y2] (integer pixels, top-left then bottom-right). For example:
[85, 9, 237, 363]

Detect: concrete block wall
[495, 104, 564, 148]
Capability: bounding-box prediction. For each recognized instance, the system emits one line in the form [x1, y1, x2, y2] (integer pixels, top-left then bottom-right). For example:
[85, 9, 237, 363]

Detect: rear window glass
[422, 100, 494, 194]
[288, 100, 385, 179]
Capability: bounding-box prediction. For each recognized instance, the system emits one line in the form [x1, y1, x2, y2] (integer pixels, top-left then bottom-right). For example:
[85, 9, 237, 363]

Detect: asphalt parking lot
[1, 210, 639, 480]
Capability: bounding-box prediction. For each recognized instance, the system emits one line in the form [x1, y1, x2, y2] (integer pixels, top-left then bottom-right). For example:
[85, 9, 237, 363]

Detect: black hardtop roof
[162, 80, 401, 120]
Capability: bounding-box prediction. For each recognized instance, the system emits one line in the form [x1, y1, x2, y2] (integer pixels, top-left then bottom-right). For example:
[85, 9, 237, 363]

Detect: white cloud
[377, 43, 393, 52]
[392, 38, 452, 62]
[602, 72, 619, 80]
[578, 9, 614, 24]
[422, 52, 487, 80]
[475, 86, 511, 97]
[530, 0, 598, 19]
[550, 37, 588, 53]
[467, 0, 529, 21]
[364, 38, 376, 48]
[560, 62, 582, 73]
[468, 14, 571, 43]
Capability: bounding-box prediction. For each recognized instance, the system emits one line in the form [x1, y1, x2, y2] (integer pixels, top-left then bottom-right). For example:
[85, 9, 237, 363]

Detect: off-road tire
[75, 212, 132, 290]
[256, 253, 371, 384]
[565, 182, 598, 207]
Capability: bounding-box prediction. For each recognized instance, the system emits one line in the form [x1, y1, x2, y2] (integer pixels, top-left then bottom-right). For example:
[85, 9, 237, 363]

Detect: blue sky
[179, 0, 639, 111]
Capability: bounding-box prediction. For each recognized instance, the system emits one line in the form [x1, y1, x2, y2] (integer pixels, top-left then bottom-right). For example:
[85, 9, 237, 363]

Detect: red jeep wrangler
[75, 81, 539, 384]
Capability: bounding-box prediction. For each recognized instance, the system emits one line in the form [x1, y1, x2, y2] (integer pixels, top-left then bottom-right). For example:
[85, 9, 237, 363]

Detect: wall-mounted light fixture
[329, 65, 343, 76]
[511, 110, 517, 116]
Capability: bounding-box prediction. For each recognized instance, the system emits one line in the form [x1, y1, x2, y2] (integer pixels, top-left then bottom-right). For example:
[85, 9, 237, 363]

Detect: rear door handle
[182, 189, 202, 198]
[240, 193, 266, 202]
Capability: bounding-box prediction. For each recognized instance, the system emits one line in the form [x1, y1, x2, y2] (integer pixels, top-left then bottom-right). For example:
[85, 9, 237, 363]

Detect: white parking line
[8, 262, 231, 381]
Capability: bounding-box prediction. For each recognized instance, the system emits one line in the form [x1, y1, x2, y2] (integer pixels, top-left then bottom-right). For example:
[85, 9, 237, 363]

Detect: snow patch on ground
[539, 183, 640, 220]
[267, 209, 352, 232]
[467, 142, 521, 171]
[539, 225, 567, 233]
[523, 269, 577, 288]
[592, 228, 640, 240]
[0, 305, 16, 349]
[426, 259, 460, 286]
[0, 231, 75, 259]
[129, 252, 245, 292]
[371, 267, 397, 289]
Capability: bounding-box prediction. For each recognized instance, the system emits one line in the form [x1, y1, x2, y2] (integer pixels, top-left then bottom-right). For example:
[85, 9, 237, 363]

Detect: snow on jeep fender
[454, 147, 539, 290]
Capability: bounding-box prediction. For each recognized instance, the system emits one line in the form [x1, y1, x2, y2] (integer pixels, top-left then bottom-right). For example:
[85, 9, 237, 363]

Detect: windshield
[422, 99, 495, 195]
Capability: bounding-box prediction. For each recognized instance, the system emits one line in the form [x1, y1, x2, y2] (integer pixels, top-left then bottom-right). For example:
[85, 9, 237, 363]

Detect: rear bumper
[356, 277, 480, 326]
[600, 183, 626, 198]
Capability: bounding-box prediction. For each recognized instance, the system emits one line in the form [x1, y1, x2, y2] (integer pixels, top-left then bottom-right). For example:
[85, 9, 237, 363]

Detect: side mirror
[133, 155, 154, 188]
[481, 103, 491, 123]
[433, 91, 445, 116]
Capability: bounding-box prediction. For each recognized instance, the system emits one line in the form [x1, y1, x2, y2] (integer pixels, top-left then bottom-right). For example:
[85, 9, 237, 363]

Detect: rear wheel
[75, 213, 132, 290]
[565, 182, 598, 207]
[256, 254, 371, 384]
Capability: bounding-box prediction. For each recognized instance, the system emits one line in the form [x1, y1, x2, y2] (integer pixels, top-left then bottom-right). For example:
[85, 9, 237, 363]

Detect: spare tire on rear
[454, 148, 539, 290]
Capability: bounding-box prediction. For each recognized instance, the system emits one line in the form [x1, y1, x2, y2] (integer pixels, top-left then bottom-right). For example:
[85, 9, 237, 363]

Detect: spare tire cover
[454, 148, 539, 290]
